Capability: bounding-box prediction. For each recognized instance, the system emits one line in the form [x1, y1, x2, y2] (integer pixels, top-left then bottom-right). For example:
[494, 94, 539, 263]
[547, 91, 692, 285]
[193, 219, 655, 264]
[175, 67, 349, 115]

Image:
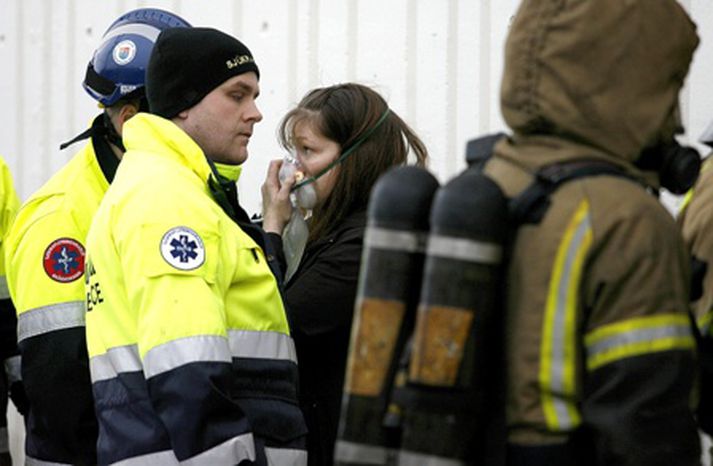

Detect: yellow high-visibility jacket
[85, 113, 307, 465]
[0, 156, 20, 301]
[0, 155, 19, 460]
[5, 116, 117, 465]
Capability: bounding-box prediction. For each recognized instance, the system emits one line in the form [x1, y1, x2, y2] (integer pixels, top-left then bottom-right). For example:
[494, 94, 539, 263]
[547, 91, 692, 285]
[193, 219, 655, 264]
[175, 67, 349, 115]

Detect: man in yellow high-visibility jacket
[4, 10, 190, 465]
[85, 27, 306, 465]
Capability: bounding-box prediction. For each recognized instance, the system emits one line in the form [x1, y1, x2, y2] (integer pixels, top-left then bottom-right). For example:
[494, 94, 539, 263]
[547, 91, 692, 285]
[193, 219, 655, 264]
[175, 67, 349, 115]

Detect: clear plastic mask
[279, 151, 317, 210]
[278, 151, 315, 281]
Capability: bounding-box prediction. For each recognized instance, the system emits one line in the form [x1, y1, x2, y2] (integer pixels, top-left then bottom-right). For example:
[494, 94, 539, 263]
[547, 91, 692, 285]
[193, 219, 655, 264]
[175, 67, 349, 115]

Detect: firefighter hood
[499, 0, 699, 179]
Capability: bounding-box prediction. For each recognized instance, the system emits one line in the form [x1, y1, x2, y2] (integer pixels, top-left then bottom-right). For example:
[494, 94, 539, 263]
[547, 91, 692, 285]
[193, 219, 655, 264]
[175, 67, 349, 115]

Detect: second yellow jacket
[85, 113, 307, 465]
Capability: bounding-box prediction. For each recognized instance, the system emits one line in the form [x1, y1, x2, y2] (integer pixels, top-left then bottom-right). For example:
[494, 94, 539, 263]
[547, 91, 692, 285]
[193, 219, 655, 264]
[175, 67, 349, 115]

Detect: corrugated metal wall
[0, 0, 711, 462]
[0, 0, 522, 215]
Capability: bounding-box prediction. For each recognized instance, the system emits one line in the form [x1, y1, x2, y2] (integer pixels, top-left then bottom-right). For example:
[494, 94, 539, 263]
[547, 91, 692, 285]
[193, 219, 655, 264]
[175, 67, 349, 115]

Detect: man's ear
[115, 103, 139, 136]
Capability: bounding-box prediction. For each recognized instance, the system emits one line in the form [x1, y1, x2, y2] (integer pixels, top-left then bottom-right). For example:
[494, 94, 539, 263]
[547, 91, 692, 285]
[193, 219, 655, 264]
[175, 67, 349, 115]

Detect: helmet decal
[82, 8, 191, 106]
[112, 40, 137, 65]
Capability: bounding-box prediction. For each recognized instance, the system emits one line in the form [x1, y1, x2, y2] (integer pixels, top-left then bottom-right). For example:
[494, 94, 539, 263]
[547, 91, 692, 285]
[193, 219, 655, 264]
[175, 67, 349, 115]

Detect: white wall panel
[685, 0, 713, 144]
[240, 1, 297, 193]
[0, 0, 711, 462]
[0, 1, 19, 173]
[412, 1, 449, 178]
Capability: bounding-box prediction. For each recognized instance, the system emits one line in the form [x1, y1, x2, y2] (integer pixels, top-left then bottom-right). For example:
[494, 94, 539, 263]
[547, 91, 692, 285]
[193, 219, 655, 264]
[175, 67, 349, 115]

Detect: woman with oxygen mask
[261, 83, 428, 466]
[275, 150, 317, 281]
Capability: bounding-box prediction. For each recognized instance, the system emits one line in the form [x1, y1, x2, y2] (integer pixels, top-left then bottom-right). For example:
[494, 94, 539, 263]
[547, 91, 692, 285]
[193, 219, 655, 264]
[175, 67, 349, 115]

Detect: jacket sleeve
[0, 157, 20, 367]
[265, 231, 287, 280]
[0, 297, 18, 363]
[580, 206, 700, 465]
[679, 164, 713, 332]
[123, 222, 256, 463]
[679, 167, 713, 435]
[5, 211, 97, 463]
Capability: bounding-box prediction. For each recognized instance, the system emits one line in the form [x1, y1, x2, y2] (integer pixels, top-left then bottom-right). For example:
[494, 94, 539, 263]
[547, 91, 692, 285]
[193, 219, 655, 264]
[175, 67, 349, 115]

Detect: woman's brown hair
[278, 83, 428, 242]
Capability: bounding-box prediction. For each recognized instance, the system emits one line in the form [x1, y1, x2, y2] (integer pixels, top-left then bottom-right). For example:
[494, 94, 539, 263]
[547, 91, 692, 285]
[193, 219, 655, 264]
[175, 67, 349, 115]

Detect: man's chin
[235, 151, 248, 165]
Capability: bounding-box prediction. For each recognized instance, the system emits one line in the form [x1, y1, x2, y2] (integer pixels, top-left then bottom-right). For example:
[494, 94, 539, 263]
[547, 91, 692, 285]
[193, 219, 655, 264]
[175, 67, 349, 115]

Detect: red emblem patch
[43, 238, 86, 283]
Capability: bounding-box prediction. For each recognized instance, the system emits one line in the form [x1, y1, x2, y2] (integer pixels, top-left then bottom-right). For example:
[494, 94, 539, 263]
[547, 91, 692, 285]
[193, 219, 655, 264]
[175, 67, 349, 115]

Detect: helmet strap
[101, 112, 126, 152]
[58, 112, 125, 152]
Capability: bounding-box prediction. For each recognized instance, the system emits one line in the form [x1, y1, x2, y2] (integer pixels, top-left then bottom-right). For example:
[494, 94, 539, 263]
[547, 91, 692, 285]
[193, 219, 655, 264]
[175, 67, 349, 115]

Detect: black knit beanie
[146, 27, 260, 118]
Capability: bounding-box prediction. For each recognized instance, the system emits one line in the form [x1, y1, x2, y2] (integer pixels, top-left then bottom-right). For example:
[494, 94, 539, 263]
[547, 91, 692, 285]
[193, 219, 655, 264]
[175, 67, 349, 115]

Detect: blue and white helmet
[83, 8, 191, 106]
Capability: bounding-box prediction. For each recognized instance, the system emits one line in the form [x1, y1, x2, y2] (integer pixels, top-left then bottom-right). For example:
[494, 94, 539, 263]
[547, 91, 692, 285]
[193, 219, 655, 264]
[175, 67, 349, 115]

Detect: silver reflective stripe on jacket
[334, 440, 392, 464]
[265, 447, 307, 466]
[183, 433, 255, 465]
[26, 456, 72, 466]
[587, 324, 692, 362]
[109, 438, 296, 466]
[540, 200, 592, 431]
[17, 300, 86, 343]
[143, 335, 232, 379]
[0, 276, 9, 300]
[584, 314, 694, 371]
[90, 344, 141, 383]
[228, 329, 297, 364]
[110, 449, 178, 466]
[142, 331, 297, 380]
[398, 450, 465, 466]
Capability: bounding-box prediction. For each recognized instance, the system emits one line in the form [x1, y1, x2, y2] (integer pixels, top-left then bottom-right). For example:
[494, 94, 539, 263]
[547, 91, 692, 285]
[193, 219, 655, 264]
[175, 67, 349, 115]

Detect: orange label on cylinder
[345, 298, 405, 396]
[409, 305, 474, 387]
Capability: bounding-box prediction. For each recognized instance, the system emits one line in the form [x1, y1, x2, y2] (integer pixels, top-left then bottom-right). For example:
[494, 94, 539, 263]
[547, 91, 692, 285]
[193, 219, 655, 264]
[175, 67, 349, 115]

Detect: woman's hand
[261, 159, 296, 234]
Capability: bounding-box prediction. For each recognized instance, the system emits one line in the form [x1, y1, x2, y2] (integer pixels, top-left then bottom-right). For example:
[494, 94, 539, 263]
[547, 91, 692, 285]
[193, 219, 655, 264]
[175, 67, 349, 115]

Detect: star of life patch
[43, 238, 86, 283]
[160, 226, 205, 271]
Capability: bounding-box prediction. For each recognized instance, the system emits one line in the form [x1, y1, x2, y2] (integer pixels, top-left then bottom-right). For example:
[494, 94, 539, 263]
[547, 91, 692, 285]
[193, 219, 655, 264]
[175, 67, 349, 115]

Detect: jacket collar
[90, 114, 120, 185]
[122, 112, 215, 184]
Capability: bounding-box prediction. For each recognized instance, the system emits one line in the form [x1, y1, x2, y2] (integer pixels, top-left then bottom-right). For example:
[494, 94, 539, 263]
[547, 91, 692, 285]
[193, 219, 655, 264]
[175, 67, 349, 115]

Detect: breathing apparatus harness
[467, 133, 701, 224]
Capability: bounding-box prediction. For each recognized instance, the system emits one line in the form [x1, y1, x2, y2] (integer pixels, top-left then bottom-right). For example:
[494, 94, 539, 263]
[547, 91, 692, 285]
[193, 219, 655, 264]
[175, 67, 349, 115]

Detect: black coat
[275, 210, 366, 466]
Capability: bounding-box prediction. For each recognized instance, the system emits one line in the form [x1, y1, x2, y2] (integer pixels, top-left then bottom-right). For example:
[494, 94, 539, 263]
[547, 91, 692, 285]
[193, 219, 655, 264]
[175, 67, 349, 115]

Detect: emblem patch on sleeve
[160, 227, 205, 270]
[43, 238, 86, 282]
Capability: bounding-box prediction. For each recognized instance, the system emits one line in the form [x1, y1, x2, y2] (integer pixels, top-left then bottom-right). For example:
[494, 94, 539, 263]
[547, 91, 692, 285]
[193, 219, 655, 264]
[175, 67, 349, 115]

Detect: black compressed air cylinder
[398, 168, 510, 465]
[335, 165, 439, 466]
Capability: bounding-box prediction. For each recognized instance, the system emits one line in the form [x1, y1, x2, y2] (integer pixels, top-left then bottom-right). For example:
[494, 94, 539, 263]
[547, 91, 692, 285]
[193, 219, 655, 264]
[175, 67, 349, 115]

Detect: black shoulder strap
[464, 133, 643, 225]
[465, 132, 507, 170]
[510, 160, 641, 225]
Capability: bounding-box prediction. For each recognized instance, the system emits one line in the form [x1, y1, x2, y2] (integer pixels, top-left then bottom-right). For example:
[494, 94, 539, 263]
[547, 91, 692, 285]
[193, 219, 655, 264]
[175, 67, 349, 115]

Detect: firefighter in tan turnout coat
[481, 0, 701, 464]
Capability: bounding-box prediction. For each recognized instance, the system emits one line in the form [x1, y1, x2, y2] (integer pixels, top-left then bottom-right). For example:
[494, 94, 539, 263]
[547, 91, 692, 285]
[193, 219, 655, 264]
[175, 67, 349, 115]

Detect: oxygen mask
[279, 152, 317, 210]
[278, 151, 315, 282]
[635, 139, 701, 195]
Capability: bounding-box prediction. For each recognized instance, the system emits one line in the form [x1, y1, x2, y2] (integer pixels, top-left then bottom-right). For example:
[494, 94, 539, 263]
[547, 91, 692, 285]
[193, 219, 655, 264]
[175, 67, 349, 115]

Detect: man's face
[178, 72, 262, 165]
